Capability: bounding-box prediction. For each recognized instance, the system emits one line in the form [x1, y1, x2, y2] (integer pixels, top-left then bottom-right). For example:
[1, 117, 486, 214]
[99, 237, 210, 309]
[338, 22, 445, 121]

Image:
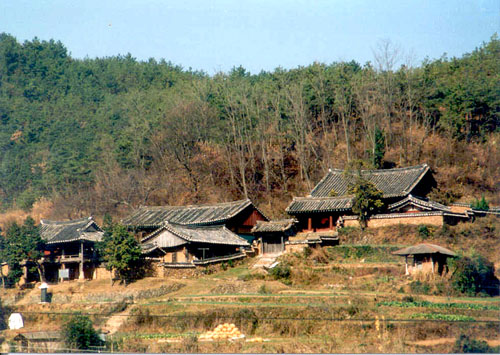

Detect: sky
[1, 0, 499, 74]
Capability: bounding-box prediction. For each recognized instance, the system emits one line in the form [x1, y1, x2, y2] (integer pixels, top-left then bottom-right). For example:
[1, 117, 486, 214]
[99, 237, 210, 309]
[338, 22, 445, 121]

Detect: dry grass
[0, 198, 53, 230]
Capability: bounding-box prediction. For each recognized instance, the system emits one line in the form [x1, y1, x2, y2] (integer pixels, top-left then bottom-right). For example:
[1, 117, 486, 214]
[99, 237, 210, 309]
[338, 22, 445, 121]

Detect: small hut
[393, 243, 456, 275]
[251, 219, 297, 255]
[13, 331, 62, 352]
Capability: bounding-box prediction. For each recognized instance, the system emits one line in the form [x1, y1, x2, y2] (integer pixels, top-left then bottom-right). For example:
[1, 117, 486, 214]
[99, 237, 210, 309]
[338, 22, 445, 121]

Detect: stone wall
[93, 266, 113, 280]
[343, 214, 444, 228]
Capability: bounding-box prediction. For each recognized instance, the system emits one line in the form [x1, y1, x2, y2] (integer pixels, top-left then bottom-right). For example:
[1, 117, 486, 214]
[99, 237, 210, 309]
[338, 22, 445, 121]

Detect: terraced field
[1, 245, 499, 353]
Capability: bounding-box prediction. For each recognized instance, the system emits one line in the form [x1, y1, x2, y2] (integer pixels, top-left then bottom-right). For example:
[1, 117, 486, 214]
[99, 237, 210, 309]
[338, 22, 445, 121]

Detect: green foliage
[378, 300, 499, 311]
[417, 225, 430, 239]
[348, 177, 384, 229]
[453, 334, 499, 353]
[62, 314, 103, 350]
[269, 262, 291, 284]
[471, 196, 489, 211]
[0, 33, 498, 213]
[101, 224, 143, 284]
[372, 126, 385, 168]
[449, 254, 498, 296]
[0, 217, 45, 283]
[410, 313, 475, 321]
[409, 281, 431, 295]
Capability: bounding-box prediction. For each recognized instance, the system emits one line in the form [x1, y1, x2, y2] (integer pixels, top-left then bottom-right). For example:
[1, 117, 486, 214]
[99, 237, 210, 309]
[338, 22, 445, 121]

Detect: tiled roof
[310, 164, 430, 198]
[40, 217, 103, 245]
[393, 243, 456, 257]
[251, 219, 296, 233]
[141, 222, 249, 253]
[286, 196, 353, 214]
[122, 199, 266, 228]
[388, 195, 451, 212]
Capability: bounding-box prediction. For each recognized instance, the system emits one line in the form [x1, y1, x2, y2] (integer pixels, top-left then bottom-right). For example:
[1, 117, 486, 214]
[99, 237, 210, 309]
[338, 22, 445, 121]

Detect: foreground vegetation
[0, 221, 498, 353]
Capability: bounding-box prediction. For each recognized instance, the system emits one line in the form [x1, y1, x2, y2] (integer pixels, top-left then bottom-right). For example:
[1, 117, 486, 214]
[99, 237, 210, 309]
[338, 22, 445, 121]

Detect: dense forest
[0, 33, 498, 220]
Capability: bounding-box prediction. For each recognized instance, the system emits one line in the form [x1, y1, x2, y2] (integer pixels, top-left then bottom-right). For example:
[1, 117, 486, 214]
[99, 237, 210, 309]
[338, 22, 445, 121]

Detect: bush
[269, 262, 291, 284]
[409, 280, 431, 295]
[449, 254, 499, 296]
[62, 314, 103, 350]
[417, 225, 430, 239]
[471, 196, 489, 211]
[453, 334, 497, 353]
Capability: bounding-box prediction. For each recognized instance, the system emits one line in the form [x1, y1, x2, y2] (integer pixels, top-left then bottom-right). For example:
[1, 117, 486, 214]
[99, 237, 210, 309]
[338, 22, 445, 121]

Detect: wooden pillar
[79, 242, 84, 280]
[329, 215, 333, 229]
[308, 217, 312, 231]
[405, 256, 409, 275]
[431, 255, 435, 273]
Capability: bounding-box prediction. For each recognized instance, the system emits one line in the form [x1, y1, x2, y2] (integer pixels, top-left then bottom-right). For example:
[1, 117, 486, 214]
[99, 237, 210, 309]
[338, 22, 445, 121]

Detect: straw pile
[198, 323, 245, 341]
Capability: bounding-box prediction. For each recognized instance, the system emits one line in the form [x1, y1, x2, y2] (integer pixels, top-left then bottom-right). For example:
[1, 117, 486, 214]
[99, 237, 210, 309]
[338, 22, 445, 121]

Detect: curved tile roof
[310, 164, 430, 198]
[122, 199, 265, 228]
[40, 217, 103, 244]
[142, 222, 249, 253]
[251, 219, 297, 233]
[286, 196, 353, 214]
[388, 194, 451, 212]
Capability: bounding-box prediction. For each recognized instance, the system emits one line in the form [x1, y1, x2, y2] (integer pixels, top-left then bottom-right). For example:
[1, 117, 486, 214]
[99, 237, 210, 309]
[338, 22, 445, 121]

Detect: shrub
[409, 280, 430, 295]
[417, 225, 430, 239]
[269, 262, 291, 284]
[62, 314, 103, 350]
[449, 254, 499, 296]
[453, 334, 497, 353]
[471, 196, 489, 211]
[302, 247, 312, 258]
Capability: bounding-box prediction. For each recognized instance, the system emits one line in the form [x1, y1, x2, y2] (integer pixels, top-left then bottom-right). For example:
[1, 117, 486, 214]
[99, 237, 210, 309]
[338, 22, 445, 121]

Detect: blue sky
[1, 0, 499, 73]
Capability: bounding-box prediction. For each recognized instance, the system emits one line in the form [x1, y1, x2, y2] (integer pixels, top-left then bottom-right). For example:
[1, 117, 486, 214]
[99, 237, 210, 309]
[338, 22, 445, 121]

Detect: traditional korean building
[122, 199, 268, 269]
[393, 243, 456, 275]
[141, 222, 249, 270]
[286, 164, 469, 232]
[40, 217, 103, 282]
[251, 219, 297, 255]
[122, 198, 268, 239]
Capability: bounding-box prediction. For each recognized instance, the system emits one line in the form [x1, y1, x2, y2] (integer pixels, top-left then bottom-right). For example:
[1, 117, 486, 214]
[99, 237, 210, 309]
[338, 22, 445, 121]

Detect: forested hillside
[0, 33, 498, 219]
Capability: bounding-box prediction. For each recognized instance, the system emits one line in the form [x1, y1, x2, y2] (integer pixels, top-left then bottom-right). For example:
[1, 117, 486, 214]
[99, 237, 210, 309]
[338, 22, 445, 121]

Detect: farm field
[1, 242, 499, 353]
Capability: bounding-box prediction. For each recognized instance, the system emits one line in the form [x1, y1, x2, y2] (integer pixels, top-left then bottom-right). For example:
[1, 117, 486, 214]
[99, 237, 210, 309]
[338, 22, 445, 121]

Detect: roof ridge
[322, 164, 428, 175]
[140, 199, 250, 210]
[40, 217, 93, 225]
[293, 196, 354, 201]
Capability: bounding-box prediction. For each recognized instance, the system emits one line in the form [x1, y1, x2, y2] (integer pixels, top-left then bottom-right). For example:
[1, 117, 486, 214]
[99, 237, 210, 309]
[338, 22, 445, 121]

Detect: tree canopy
[0, 33, 498, 218]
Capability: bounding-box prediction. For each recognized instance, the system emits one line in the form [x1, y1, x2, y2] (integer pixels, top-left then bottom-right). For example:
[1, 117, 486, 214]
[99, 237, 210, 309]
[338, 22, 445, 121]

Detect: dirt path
[101, 308, 131, 334]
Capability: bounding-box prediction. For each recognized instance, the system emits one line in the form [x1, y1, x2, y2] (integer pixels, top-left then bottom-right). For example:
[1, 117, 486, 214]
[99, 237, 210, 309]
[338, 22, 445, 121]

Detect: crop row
[410, 313, 476, 321]
[377, 300, 499, 311]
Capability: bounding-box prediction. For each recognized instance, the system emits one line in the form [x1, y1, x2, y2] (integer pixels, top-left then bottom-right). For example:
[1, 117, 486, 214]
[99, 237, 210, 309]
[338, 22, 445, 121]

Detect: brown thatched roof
[393, 243, 456, 257]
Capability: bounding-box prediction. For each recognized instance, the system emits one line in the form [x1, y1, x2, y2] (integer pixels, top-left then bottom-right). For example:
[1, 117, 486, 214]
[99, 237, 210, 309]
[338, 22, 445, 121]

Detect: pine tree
[101, 224, 142, 285]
